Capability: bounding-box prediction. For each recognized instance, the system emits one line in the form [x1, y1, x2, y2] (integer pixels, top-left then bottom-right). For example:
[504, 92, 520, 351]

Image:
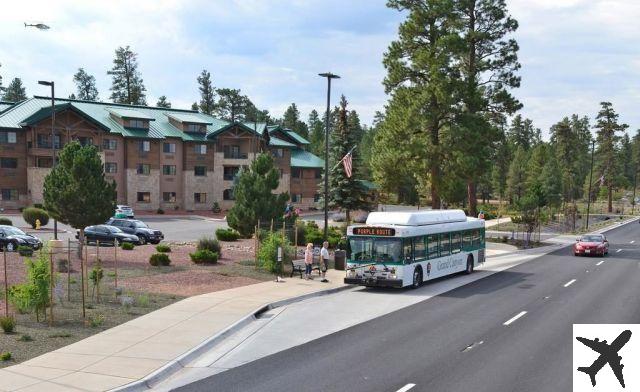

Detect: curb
[111, 283, 353, 391]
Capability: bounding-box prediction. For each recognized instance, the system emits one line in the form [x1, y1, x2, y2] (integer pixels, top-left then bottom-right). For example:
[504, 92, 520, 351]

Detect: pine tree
[282, 103, 309, 138]
[156, 95, 171, 108]
[197, 69, 216, 114]
[107, 46, 147, 105]
[526, 143, 549, 188]
[2, 78, 27, 102]
[72, 68, 99, 101]
[541, 154, 563, 208]
[308, 109, 324, 155]
[619, 133, 634, 185]
[191, 102, 199, 111]
[215, 88, 252, 122]
[507, 115, 541, 151]
[506, 147, 529, 203]
[491, 131, 512, 202]
[328, 96, 370, 222]
[594, 102, 627, 212]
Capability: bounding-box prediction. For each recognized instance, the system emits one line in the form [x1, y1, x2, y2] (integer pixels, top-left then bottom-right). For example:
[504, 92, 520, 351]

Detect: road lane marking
[504, 311, 527, 326]
[631, 240, 635, 244]
[597, 260, 605, 266]
[396, 384, 416, 392]
[616, 249, 622, 253]
[564, 279, 576, 287]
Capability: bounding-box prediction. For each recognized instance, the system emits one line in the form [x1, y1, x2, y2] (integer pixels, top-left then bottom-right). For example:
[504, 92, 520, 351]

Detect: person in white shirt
[320, 241, 330, 283]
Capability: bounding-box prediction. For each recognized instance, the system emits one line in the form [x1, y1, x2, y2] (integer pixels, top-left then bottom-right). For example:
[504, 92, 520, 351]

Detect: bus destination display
[352, 227, 396, 236]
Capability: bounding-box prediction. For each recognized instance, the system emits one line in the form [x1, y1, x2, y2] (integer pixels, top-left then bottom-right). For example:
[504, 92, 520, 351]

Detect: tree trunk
[77, 229, 84, 260]
[345, 209, 351, 225]
[467, 181, 477, 217]
[608, 184, 613, 213]
[430, 166, 440, 209]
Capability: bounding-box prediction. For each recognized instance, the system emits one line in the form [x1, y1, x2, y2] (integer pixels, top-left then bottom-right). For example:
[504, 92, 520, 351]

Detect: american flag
[342, 151, 353, 178]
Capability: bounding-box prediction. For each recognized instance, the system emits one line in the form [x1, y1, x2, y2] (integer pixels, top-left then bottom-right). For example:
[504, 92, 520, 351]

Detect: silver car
[115, 205, 135, 219]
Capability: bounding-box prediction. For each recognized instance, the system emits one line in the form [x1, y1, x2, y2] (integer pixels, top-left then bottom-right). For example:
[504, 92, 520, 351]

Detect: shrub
[9, 250, 51, 320]
[18, 245, 33, 256]
[189, 249, 219, 264]
[212, 201, 221, 213]
[197, 236, 221, 256]
[0, 352, 11, 361]
[149, 253, 171, 266]
[22, 207, 49, 229]
[121, 242, 134, 250]
[89, 314, 105, 328]
[257, 232, 294, 274]
[0, 316, 16, 333]
[156, 208, 165, 215]
[155, 244, 171, 253]
[89, 266, 103, 286]
[33, 203, 44, 209]
[0, 217, 12, 226]
[18, 334, 33, 342]
[57, 259, 69, 273]
[136, 294, 150, 308]
[216, 228, 240, 242]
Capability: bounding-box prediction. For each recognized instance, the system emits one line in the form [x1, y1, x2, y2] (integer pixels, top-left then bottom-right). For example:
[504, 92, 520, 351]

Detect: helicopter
[24, 23, 50, 30]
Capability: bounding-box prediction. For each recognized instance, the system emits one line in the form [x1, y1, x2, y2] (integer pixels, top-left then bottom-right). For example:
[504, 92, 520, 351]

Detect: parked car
[105, 218, 164, 245]
[115, 205, 135, 219]
[78, 225, 140, 245]
[574, 234, 609, 256]
[0, 225, 43, 251]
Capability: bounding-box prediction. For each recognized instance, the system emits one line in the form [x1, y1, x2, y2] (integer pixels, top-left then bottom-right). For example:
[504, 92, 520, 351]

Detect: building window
[0, 158, 17, 169]
[36, 157, 53, 168]
[187, 124, 204, 133]
[76, 136, 93, 147]
[292, 168, 301, 178]
[194, 144, 207, 155]
[223, 166, 239, 181]
[272, 148, 284, 158]
[194, 192, 207, 203]
[162, 165, 176, 175]
[223, 189, 234, 200]
[291, 194, 302, 203]
[163, 142, 176, 153]
[137, 164, 150, 175]
[129, 119, 145, 128]
[103, 139, 117, 150]
[194, 166, 206, 176]
[313, 193, 321, 202]
[223, 145, 245, 159]
[315, 169, 322, 179]
[139, 140, 150, 152]
[163, 192, 176, 203]
[1, 189, 17, 201]
[104, 162, 117, 173]
[0, 132, 16, 144]
[137, 192, 151, 203]
[36, 134, 61, 149]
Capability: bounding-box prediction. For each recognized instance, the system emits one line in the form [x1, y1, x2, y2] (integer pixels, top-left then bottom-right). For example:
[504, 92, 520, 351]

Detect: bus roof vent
[365, 210, 468, 226]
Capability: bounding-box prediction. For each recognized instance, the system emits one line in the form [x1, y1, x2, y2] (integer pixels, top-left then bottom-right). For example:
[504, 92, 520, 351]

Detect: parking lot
[2, 214, 230, 243]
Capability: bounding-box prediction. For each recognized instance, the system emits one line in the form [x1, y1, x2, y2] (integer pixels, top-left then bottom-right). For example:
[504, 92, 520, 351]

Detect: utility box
[334, 250, 346, 271]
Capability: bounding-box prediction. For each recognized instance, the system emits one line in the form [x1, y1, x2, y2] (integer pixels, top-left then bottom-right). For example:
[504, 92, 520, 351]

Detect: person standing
[304, 243, 314, 280]
[320, 241, 330, 283]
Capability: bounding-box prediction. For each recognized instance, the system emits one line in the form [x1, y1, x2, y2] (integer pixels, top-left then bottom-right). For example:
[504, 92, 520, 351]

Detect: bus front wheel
[411, 267, 423, 289]
[465, 255, 474, 274]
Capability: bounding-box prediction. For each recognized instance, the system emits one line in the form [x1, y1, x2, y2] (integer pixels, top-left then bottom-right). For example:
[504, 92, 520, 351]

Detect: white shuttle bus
[344, 210, 485, 288]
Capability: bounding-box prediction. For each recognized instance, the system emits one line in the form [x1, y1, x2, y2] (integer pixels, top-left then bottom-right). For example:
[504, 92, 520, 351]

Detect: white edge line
[631, 240, 635, 244]
[616, 249, 622, 253]
[596, 260, 605, 266]
[563, 279, 577, 287]
[396, 384, 416, 392]
[503, 311, 527, 326]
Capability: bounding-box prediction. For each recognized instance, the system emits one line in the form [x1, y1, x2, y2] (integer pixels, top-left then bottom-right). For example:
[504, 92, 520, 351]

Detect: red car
[574, 234, 609, 256]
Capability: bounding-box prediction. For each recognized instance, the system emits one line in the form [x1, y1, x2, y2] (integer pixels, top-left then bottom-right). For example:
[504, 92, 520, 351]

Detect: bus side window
[452, 232, 461, 253]
[480, 229, 485, 246]
[403, 239, 413, 263]
[472, 230, 480, 247]
[414, 236, 427, 261]
[463, 230, 472, 250]
[440, 233, 450, 256]
[427, 235, 438, 259]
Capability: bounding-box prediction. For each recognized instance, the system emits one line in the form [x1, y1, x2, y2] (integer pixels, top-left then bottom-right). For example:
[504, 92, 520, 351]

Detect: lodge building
[0, 97, 325, 211]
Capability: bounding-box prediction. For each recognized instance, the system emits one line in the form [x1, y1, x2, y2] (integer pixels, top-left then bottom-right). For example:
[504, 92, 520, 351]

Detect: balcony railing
[223, 152, 248, 159]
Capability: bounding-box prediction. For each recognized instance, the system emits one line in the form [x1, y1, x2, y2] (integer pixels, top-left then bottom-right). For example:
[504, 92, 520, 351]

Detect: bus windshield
[348, 237, 403, 263]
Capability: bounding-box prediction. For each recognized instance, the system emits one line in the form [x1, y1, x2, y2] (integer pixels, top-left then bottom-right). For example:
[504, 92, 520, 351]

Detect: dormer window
[129, 119, 146, 128]
[187, 124, 204, 133]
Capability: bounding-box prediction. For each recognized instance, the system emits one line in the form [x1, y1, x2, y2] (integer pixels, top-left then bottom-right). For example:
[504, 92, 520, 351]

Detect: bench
[291, 259, 322, 278]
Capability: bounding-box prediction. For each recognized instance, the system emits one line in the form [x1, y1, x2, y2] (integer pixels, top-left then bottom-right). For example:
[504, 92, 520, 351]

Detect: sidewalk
[0, 270, 347, 392]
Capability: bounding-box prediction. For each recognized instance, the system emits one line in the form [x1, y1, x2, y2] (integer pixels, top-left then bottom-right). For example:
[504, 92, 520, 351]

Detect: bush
[89, 314, 105, 328]
[33, 203, 44, 209]
[0, 352, 11, 361]
[121, 242, 134, 250]
[0, 217, 12, 226]
[18, 334, 33, 342]
[9, 250, 51, 320]
[22, 207, 49, 229]
[155, 244, 171, 253]
[57, 259, 69, 273]
[212, 201, 221, 213]
[18, 245, 33, 256]
[197, 237, 221, 256]
[136, 294, 151, 308]
[216, 228, 240, 242]
[0, 316, 16, 334]
[156, 208, 165, 215]
[257, 232, 294, 274]
[149, 253, 171, 266]
[189, 249, 219, 264]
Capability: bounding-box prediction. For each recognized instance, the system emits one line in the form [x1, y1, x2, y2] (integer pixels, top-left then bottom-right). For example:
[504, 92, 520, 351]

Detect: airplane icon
[576, 329, 632, 388]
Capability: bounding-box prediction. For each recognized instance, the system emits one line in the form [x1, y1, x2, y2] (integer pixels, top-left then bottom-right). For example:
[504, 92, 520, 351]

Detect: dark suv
[105, 218, 164, 245]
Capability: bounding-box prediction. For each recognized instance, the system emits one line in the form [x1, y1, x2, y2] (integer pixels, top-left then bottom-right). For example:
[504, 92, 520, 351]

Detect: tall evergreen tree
[156, 95, 171, 108]
[453, 0, 521, 216]
[384, 0, 461, 208]
[191, 102, 199, 111]
[328, 96, 370, 221]
[2, 77, 27, 102]
[507, 115, 541, 151]
[197, 69, 216, 114]
[619, 133, 634, 185]
[541, 153, 563, 208]
[215, 88, 252, 122]
[308, 109, 324, 155]
[107, 46, 147, 105]
[526, 143, 549, 188]
[72, 68, 99, 101]
[594, 102, 627, 212]
[506, 147, 528, 203]
[282, 103, 309, 138]
[491, 130, 512, 202]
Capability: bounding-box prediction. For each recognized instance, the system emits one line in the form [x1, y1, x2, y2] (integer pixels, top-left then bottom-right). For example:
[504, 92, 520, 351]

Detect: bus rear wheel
[411, 267, 423, 289]
[465, 255, 474, 274]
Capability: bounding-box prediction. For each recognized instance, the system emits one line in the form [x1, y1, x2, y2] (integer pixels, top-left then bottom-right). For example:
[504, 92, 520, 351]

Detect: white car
[115, 205, 135, 219]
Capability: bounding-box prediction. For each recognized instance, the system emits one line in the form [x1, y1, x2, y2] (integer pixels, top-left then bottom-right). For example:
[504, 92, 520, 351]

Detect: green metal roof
[358, 180, 378, 190]
[107, 107, 155, 120]
[0, 101, 15, 114]
[291, 149, 324, 168]
[167, 112, 213, 125]
[269, 137, 296, 148]
[285, 130, 310, 145]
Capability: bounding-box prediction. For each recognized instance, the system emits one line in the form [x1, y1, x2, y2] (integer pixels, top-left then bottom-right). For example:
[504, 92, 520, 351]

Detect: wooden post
[82, 242, 87, 319]
[282, 220, 286, 243]
[3, 250, 8, 317]
[114, 239, 118, 289]
[67, 238, 71, 301]
[96, 240, 100, 303]
[270, 219, 274, 233]
[49, 250, 54, 326]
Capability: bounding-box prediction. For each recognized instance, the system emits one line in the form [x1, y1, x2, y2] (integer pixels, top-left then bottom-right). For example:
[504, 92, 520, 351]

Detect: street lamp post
[318, 72, 340, 241]
[585, 140, 595, 231]
[38, 80, 57, 240]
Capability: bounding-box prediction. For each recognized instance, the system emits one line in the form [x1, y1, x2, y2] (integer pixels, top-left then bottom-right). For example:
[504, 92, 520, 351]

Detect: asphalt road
[176, 221, 640, 392]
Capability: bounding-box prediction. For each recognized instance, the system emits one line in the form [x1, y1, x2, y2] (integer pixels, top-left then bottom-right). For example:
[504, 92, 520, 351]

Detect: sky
[1, 0, 639, 138]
